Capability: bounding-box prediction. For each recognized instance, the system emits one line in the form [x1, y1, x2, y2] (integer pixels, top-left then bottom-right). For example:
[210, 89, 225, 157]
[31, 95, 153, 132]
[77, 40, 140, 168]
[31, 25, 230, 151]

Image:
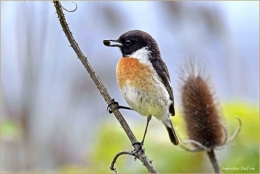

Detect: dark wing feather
[151, 58, 175, 116]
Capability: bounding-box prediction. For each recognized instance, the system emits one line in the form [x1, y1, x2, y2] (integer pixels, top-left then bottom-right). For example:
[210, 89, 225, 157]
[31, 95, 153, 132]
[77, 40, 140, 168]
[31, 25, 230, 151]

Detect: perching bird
[103, 30, 179, 146]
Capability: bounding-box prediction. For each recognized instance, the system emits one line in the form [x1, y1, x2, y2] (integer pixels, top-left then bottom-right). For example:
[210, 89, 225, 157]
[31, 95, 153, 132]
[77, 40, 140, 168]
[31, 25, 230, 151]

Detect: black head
[103, 30, 161, 60]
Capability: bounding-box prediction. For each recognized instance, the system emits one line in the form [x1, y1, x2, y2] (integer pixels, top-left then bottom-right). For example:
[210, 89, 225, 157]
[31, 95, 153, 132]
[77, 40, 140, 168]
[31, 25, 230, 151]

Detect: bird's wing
[151, 58, 175, 116]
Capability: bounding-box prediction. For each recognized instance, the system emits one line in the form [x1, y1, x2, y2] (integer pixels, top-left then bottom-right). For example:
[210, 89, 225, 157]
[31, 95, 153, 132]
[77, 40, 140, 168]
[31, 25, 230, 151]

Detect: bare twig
[110, 150, 134, 174]
[53, 1, 158, 173]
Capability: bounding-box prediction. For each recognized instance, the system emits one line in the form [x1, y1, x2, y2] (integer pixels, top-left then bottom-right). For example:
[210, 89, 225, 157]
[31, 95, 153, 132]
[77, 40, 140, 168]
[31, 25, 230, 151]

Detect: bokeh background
[1, 1, 259, 173]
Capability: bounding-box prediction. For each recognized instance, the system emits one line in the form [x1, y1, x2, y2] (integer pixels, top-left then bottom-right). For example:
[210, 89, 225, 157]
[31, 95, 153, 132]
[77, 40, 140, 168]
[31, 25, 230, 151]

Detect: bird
[103, 30, 179, 146]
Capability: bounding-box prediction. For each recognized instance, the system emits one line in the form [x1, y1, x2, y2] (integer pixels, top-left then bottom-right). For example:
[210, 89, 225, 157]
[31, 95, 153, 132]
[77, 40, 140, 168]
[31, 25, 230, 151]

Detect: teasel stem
[207, 149, 220, 173]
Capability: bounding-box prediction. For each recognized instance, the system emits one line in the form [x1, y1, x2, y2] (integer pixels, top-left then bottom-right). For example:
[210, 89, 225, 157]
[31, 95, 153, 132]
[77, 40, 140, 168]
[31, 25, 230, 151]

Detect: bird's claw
[131, 141, 144, 157]
[107, 99, 119, 114]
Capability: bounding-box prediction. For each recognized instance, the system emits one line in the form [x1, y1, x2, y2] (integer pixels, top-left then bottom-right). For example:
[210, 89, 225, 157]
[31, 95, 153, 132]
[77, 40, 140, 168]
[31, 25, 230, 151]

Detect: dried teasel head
[177, 56, 242, 173]
[179, 57, 225, 150]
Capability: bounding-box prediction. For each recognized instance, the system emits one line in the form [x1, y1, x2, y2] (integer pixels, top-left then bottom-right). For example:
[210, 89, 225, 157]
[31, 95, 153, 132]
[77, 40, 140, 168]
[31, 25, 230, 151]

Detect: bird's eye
[124, 40, 131, 46]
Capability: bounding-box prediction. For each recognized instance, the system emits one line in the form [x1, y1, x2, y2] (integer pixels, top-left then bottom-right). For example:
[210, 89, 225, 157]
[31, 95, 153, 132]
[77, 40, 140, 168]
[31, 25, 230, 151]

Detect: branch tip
[61, 2, 78, 12]
[110, 151, 134, 173]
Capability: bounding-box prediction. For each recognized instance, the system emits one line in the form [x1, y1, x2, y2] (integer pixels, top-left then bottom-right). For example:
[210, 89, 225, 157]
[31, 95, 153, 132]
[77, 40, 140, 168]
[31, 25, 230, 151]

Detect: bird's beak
[103, 40, 123, 47]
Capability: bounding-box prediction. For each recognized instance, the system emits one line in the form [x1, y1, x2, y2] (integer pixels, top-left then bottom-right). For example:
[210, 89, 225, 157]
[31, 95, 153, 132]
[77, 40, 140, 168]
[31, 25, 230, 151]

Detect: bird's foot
[107, 99, 133, 114]
[131, 141, 144, 157]
[107, 99, 119, 114]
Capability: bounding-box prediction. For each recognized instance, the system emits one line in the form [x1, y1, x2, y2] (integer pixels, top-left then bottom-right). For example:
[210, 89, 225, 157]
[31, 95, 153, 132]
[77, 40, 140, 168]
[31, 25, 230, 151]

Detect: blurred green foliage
[1, 120, 20, 141]
[60, 102, 259, 173]
[220, 102, 259, 173]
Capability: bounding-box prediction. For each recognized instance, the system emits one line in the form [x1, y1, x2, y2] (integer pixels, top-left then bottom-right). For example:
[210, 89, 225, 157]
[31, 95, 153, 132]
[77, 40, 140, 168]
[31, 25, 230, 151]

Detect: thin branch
[52, 1, 158, 173]
[207, 149, 220, 173]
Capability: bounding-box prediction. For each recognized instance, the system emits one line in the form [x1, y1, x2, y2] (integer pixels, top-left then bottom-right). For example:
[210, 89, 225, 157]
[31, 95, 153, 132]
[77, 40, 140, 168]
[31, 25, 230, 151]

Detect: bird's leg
[141, 115, 152, 146]
[107, 99, 133, 114]
[132, 115, 152, 154]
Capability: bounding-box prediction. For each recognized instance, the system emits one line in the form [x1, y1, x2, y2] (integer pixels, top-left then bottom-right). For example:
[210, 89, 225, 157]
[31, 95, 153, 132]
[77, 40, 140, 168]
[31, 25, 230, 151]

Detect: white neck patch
[127, 47, 151, 62]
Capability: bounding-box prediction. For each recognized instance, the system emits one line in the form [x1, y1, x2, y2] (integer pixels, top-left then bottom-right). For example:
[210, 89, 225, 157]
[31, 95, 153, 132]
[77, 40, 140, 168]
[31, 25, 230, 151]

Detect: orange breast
[116, 57, 153, 89]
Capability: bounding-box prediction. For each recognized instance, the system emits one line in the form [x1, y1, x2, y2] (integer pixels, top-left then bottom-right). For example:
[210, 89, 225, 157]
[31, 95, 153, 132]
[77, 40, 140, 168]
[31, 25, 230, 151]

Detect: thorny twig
[53, 1, 158, 173]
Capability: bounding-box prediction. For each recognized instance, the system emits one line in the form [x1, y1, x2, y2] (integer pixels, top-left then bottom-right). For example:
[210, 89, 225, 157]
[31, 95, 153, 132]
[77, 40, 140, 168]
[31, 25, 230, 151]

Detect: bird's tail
[163, 119, 179, 145]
